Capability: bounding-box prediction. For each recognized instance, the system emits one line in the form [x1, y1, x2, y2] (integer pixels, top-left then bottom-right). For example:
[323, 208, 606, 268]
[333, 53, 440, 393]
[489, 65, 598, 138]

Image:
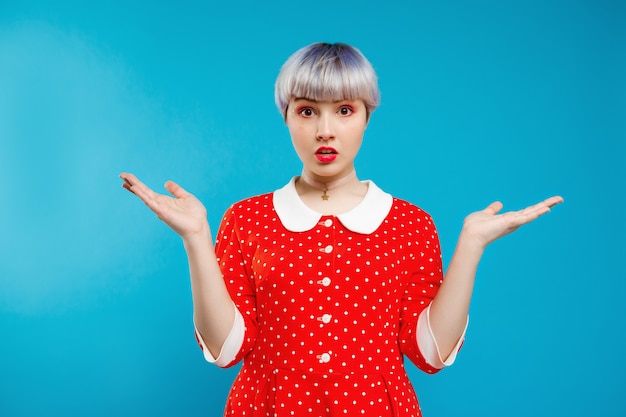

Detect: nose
[316, 113, 335, 141]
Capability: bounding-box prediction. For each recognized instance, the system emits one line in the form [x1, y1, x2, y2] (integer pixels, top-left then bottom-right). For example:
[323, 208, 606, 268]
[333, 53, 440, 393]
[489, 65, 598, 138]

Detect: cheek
[288, 122, 313, 142]
[344, 125, 366, 145]
[288, 128, 309, 155]
[288, 125, 302, 142]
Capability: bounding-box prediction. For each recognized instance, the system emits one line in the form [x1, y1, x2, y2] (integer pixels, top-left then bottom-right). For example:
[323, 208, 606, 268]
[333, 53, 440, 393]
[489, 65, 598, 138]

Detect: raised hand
[120, 172, 210, 240]
[430, 195, 564, 357]
[461, 196, 564, 249]
[120, 173, 235, 353]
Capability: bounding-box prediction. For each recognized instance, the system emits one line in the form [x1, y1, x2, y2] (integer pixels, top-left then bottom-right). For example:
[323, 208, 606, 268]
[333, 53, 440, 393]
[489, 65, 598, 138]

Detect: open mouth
[315, 147, 338, 162]
[316, 147, 337, 155]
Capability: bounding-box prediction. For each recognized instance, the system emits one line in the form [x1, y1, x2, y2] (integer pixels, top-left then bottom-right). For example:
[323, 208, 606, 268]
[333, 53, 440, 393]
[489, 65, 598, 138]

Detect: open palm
[463, 196, 564, 248]
[120, 173, 209, 239]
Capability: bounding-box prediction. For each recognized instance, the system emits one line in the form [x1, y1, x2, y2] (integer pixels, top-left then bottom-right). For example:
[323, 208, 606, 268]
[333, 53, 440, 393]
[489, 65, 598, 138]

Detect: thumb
[164, 180, 188, 198]
[485, 201, 503, 215]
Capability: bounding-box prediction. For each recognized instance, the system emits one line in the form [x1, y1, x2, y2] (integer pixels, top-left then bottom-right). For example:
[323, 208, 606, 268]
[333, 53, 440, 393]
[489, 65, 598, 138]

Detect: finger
[485, 201, 503, 215]
[164, 180, 190, 199]
[119, 173, 159, 204]
[508, 197, 562, 227]
[514, 207, 550, 225]
[119, 172, 142, 188]
[120, 172, 137, 194]
[543, 195, 564, 208]
[518, 195, 564, 218]
[121, 181, 134, 194]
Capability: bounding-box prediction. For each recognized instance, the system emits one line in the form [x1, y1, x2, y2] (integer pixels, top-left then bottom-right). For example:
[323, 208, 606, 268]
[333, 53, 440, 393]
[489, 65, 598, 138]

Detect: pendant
[321, 190, 329, 200]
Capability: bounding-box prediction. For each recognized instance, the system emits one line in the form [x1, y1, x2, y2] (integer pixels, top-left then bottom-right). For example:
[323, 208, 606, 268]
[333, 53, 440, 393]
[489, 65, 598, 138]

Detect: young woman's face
[285, 98, 368, 182]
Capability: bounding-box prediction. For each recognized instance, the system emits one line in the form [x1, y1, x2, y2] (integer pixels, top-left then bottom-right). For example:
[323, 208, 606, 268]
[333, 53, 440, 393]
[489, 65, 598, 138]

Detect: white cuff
[195, 303, 245, 367]
[416, 304, 468, 369]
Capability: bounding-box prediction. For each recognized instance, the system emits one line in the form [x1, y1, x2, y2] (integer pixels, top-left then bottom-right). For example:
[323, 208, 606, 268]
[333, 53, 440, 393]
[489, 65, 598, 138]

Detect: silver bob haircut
[274, 43, 380, 119]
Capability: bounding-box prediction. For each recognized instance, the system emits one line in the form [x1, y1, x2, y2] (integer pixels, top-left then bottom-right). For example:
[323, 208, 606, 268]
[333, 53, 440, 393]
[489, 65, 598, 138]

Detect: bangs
[275, 43, 379, 117]
[288, 52, 374, 103]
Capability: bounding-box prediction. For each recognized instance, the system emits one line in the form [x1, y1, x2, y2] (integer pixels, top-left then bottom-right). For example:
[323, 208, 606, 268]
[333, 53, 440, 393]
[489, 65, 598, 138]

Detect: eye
[338, 106, 353, 116]
[298, 107, 316, 117]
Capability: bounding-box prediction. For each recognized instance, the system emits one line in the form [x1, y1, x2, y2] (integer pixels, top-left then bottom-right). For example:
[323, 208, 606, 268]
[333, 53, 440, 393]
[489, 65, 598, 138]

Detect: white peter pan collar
[273, 177, 394, 234]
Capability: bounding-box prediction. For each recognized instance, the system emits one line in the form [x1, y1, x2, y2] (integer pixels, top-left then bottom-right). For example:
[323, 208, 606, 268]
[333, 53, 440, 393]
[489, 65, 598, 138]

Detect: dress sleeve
[203, 206, 259, 367]
[416, 304, 467, 368]
[398, 212, 464, 374]
[195, 302, 245, 367]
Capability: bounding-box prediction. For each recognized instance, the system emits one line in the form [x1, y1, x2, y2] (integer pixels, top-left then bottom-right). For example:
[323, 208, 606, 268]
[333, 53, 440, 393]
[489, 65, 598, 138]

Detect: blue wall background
[1, 1, 624, 416]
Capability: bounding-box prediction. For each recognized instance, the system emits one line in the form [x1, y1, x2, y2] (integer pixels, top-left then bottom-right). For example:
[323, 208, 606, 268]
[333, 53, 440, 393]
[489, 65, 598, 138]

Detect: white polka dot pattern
[210, 193, 444, 417]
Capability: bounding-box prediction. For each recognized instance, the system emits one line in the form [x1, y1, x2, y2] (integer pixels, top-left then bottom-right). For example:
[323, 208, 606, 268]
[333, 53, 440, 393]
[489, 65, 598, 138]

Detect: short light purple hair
[274, 43, 380, 119]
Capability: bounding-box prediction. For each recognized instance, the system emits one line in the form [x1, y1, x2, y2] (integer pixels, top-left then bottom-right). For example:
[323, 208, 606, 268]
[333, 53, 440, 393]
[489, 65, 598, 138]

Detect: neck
[299, 170, 359, 201]
[300, 169, 358, 191]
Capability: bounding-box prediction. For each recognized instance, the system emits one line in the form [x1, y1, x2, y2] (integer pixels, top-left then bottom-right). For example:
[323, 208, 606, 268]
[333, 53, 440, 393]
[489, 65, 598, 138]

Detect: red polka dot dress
[195, 178, 465, 416]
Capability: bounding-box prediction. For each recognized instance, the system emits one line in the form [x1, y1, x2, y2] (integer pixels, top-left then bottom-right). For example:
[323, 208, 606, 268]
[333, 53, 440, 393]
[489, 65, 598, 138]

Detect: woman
[120, 42, 562, 416]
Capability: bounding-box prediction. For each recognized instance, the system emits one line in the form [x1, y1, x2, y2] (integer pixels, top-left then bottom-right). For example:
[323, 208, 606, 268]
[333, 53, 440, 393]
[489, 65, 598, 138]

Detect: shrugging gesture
[429, 195, 564, 361]
[120, 42, 565, 416]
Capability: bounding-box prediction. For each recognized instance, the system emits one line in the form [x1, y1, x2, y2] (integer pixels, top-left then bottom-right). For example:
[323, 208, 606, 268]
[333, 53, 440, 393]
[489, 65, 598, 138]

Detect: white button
[322, 245, 333, 253]
[324, 219, 333, 227]
[321, 314, 332, 324]
[319, 353, 331, 363]
[320, 277, 331, 287]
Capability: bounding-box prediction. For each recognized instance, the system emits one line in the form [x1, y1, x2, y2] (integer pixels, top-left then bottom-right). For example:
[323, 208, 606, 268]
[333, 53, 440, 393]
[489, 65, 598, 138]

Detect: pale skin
[120, 97, 563, 360]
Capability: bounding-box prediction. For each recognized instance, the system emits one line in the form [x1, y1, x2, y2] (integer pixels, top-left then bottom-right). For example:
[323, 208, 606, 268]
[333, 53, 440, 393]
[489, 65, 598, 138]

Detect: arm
[429, 196, 564, 359]
[119, 173, 234, 357]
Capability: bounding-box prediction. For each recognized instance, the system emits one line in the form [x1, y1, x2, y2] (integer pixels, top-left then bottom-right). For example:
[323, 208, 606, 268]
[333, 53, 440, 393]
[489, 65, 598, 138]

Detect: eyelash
[338, 106, 353, 116]
[298, 107, 315, 117]
[297, 105, 354, 117]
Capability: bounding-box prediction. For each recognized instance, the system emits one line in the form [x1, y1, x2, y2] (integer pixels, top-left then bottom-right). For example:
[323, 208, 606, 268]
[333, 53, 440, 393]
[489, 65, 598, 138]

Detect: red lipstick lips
[315, 146, 337, 163]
